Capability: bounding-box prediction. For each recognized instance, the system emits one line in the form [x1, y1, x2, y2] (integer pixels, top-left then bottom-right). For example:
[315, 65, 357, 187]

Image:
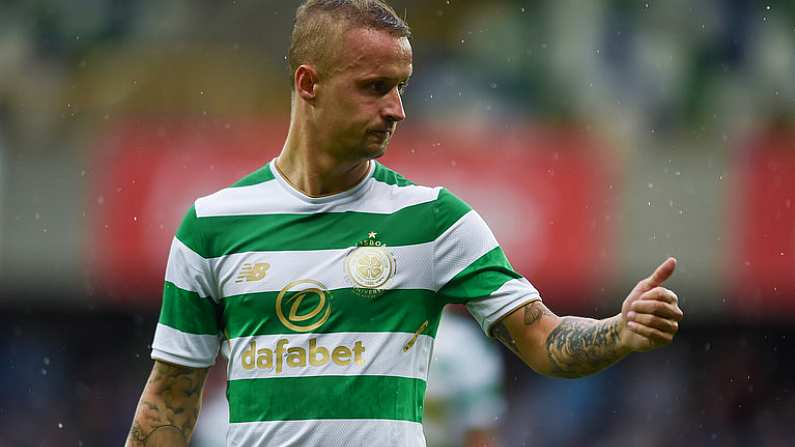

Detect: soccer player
[126, 1, 684, 446]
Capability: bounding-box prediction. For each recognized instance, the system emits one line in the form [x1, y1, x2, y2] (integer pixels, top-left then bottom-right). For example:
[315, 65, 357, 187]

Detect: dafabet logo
[275, 279, 331, 332]
[239, 279, 366, 373]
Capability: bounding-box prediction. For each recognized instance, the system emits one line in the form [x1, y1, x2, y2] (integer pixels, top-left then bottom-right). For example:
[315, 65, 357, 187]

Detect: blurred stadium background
[1, 0, 794, 445]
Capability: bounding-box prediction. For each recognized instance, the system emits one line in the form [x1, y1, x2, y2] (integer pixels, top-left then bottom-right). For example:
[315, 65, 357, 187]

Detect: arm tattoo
[523, 300, 555, 325]
[492, 319, 521, 358]
[493, 300, 553, 358]
[545, 317, 625, 378]
[126, 361, 208, 447]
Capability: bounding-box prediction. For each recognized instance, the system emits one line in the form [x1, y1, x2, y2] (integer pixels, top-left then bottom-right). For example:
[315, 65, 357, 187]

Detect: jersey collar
[268, 158, 376, 205]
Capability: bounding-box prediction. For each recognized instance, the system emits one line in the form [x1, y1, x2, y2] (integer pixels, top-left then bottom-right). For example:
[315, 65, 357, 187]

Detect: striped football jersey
[151, 159, 541, 446]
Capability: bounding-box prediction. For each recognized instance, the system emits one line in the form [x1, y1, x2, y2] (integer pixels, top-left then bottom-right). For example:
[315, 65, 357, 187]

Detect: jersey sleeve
[433, 189, 541, 336]
[151, 205, 222, 368]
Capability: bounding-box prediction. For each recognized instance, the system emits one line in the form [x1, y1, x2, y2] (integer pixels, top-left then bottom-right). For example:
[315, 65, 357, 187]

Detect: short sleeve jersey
[151, 160, 541, 447]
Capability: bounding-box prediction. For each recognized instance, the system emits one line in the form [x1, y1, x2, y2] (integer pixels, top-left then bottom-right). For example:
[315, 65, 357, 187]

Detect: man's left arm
[492, 258, 684, 378]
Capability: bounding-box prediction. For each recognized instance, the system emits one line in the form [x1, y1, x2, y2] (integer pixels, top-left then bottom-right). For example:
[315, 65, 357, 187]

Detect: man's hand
[619, 257, 684, 352]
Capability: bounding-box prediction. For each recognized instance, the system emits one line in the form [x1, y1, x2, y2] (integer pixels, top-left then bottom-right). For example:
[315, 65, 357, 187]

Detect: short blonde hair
[287, 0, 411, 85]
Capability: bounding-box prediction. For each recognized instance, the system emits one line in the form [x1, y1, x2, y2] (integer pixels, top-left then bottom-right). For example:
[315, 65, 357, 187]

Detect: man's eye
[370, 81, 389, 94]
[398, 82, 408, 95]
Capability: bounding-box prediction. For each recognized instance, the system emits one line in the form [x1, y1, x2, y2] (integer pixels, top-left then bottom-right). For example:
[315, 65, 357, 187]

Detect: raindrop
[58, 422, 63, 429]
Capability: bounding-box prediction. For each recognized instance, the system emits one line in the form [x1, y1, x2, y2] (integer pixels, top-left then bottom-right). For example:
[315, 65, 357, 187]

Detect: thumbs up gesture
[619, 258, 684, 352]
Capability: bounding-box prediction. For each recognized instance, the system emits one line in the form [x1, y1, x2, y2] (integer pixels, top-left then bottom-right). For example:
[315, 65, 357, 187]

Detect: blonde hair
[287, 0, 411, 85]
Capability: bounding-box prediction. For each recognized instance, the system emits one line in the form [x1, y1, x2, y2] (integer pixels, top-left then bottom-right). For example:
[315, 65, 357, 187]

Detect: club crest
[344, 231, 396, 298]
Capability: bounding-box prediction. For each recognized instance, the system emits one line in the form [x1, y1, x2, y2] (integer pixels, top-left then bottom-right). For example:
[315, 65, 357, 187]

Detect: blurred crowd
[1, 0, 793, 155]
[1, 1, 794, 446]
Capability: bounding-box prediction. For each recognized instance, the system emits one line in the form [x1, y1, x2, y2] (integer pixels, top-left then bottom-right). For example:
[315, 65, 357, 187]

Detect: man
[126, 1, 684, 446]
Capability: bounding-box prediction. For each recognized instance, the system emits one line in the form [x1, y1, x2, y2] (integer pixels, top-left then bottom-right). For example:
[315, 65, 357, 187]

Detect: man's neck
[276, 137, 371, 198]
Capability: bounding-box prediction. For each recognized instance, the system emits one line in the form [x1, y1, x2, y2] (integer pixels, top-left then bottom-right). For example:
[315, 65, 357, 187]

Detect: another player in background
[423, 307, 504, 447]
[126, 1, 684, 446]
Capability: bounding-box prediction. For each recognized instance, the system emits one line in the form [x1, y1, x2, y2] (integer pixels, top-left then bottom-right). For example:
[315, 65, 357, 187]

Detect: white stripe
[211, 243, 434, 297]
[228, 419, 425, 447]
[165, 237, 216, 299]
[195, 177, 440, 217]
[467, 278, 542, 335]
[227, 332, 433, 381]
[151, 323, 220, 368]
[433, 210, 499, 289]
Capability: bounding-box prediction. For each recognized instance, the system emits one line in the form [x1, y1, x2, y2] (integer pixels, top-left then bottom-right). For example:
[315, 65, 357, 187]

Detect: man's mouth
[368, 129, 392, 139]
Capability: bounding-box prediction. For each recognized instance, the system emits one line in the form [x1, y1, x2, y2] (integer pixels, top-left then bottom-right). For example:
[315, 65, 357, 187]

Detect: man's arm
[126, 360, 209, 447]
[492, 258, 684, 378]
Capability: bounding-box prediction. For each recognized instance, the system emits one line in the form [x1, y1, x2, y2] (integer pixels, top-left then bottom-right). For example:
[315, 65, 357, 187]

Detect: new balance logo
[235, 262, 270, 283]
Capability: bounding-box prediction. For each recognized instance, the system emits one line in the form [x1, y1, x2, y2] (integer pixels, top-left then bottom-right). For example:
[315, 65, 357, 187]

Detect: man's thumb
[647, 257, 677, 287]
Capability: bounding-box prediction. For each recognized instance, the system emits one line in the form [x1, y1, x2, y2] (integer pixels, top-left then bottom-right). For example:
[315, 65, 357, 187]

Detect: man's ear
[295, 65, 319, 101]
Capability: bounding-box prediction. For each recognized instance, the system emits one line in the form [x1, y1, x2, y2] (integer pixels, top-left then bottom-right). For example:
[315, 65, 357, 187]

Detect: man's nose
[382, 88, 406, 122]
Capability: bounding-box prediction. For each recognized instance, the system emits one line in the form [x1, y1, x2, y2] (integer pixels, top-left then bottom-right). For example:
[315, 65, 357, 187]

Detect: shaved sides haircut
[288, 0, 411, 85]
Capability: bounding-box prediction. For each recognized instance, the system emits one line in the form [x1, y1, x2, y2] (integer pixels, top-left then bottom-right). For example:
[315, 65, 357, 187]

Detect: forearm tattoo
[127, 361, 207, 447]
[545, 317, 624, 378]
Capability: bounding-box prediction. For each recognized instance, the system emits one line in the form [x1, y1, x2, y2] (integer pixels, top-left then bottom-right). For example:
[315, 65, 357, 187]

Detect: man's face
[313, 27, 413, 161]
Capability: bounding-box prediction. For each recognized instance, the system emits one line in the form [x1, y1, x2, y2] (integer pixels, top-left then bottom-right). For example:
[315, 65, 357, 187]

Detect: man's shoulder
[372, 162, 417, 187]
[173, 164, 275, 257]
[372, 162, 471, 214]
[193, 162, 278, 219]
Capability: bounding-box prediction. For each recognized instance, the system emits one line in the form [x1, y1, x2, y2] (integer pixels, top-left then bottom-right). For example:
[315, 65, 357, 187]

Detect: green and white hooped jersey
[151, 159, 541, 447]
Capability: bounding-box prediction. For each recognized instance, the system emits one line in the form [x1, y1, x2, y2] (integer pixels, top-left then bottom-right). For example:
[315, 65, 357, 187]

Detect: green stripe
[437, 247, 522, 304]
[159, 282, 220, 335]
[224, 289, 443, 338]
[174, 206, 208, 258]
[373, 163, 415, 186]
[194, 201, 445, 258]
[434, 188, 472, 238]
[228, 375, 425, 423]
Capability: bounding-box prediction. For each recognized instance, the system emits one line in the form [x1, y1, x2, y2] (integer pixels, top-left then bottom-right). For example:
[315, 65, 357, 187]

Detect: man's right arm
[126, 360, 209, 447]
